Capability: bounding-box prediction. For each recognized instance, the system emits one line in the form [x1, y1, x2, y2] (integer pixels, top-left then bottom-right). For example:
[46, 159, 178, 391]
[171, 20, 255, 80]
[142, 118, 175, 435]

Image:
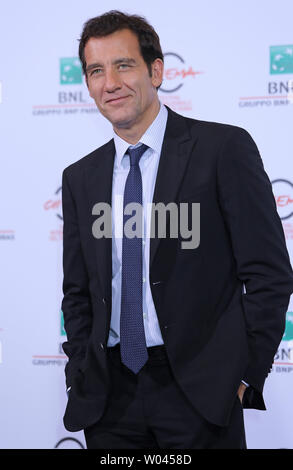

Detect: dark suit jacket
[61, 106, 293, 432]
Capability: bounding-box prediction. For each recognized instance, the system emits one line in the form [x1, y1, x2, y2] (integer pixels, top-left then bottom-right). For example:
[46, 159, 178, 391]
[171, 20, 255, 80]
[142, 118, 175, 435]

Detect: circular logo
[271, 179, 293, 220]
[43, 186, 63, 220]
[54, 437, 85, 449]
[160, 52, 185, 93]
[55, 186, 63, 220]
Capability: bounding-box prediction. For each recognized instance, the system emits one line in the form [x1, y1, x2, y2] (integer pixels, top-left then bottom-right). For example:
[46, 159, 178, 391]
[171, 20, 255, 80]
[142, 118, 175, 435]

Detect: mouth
[106, 96, 130, 104]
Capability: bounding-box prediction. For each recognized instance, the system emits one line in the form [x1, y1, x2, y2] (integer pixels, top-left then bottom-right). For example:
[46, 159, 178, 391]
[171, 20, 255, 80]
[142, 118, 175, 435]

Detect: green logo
[270, 45, 293, 74]
[60, 310, 66, 336]
[60, 58, 82, 84]
[283, 312, 293, 341]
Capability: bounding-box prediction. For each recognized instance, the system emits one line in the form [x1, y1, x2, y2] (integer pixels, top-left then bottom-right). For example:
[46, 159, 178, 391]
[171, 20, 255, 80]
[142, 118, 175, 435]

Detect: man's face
[84, 28, 163, 130]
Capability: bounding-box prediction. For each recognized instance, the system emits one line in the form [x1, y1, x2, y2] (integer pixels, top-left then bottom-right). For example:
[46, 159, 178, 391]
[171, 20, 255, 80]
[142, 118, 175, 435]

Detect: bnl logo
[60, 58, 82, 84]
[283, 312, 293, 342]
[270, 45, 293, 74]
[61, 310, 66, 336]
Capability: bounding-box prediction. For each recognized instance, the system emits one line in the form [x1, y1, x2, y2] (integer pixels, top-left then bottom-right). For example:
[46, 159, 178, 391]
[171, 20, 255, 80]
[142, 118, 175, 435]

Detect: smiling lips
[106, 96, 130, 104]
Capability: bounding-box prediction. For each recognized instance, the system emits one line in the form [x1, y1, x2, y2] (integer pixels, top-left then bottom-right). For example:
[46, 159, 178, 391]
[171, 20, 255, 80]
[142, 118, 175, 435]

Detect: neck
[113, 98, 160, 145]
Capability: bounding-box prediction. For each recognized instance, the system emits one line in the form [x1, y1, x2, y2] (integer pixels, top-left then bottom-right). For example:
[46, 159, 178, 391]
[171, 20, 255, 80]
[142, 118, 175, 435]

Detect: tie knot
[127, 144, 148, 167]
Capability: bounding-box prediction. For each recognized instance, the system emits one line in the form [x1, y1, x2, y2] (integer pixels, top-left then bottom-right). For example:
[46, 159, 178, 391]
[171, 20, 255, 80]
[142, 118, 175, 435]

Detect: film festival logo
[158, 52, 203, 112]
[272, 179, 293, 220]
[44, 186, 63, 241]
[160, 52, 202, 93]
[239, 44, 293, 107]
[272, 179, 293, 241]
[92, 199, 200, 250]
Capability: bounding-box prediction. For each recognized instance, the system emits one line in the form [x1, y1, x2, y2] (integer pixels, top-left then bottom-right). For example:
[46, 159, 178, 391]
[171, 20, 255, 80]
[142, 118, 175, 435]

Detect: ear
[151, 58, 164, 89]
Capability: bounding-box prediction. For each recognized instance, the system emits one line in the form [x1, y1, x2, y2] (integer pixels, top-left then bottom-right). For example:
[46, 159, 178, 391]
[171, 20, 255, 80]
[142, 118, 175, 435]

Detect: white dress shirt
[107, 102, 168, 347]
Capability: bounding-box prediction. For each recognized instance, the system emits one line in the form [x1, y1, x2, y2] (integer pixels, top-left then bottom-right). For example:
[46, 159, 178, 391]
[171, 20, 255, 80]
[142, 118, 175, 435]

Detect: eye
[118, 63, 130, 70]
[91, 68, 103, 75]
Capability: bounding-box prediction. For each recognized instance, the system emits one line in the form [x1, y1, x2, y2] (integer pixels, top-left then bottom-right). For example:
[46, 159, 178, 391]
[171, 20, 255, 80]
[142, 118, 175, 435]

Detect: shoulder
[62, 138, 115, 180]
[166, 106, 254, 144]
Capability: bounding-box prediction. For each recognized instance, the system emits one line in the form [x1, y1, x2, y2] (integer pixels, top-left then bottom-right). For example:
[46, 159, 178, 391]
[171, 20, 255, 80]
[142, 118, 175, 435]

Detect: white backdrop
[0, 0, 292, 449]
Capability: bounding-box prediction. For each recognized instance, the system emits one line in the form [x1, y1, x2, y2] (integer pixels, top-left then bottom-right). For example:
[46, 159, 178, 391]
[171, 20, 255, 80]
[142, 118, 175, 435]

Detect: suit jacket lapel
[150, 107, 198, 267]
[84, 107, 199, 296]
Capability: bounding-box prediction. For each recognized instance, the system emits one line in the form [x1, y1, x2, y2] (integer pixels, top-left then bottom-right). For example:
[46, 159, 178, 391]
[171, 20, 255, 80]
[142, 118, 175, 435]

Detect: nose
[104, 68, 122, 93]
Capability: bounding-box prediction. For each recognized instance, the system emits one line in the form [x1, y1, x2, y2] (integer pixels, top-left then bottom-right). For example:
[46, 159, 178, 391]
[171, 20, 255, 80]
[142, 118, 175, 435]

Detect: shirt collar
[113, 102, 168, 168]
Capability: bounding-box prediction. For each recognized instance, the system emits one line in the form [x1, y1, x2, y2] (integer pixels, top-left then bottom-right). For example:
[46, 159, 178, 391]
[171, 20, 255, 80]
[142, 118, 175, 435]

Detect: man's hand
[237, 383, 247, 404]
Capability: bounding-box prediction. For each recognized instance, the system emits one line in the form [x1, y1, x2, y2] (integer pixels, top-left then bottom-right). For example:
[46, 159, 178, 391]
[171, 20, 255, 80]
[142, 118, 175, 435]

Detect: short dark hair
[78, 10, 164, 78]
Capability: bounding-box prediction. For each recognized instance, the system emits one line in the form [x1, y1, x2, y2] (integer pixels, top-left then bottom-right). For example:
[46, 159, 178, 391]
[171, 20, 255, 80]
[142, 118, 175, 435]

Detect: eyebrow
[86, 58, 137, 73]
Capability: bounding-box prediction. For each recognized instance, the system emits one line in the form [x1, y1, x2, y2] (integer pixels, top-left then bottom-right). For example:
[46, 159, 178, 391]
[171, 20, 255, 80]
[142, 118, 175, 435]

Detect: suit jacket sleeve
[61, 168, 93, 389]
[217, 127, 293, 407]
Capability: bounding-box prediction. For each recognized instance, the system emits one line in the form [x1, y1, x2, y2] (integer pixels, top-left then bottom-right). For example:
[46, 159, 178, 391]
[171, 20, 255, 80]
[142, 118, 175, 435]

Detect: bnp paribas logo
[60, 310, 66, 336]
[283, 311, 293, 341]
[270, 45, 293, 74]
[60, 57, 82, 84]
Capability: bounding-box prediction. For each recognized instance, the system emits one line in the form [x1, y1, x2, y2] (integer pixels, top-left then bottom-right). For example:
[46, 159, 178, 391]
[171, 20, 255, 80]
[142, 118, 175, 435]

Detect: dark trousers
[84, 344, 247, 449]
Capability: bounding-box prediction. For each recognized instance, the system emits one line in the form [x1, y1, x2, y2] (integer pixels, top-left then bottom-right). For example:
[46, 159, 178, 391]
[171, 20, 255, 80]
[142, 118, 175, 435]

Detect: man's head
[79, 11, 164, 136]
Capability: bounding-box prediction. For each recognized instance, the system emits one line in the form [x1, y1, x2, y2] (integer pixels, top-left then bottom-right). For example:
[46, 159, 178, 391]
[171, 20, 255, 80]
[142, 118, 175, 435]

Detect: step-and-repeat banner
[0, 0, 292, 449]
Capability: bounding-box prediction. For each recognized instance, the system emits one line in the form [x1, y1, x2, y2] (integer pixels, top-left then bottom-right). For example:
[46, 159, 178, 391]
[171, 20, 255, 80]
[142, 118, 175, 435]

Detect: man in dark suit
[61, 11, 293, 449]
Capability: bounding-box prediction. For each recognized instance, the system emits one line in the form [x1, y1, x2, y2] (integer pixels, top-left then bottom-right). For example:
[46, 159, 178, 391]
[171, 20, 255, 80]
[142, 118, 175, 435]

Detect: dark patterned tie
[120, 144, 149, 373]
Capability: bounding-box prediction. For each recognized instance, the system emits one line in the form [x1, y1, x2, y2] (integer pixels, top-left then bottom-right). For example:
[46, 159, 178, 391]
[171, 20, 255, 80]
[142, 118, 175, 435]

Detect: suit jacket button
[100, 343, 105, 350]
[102, 298, 106, 304]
